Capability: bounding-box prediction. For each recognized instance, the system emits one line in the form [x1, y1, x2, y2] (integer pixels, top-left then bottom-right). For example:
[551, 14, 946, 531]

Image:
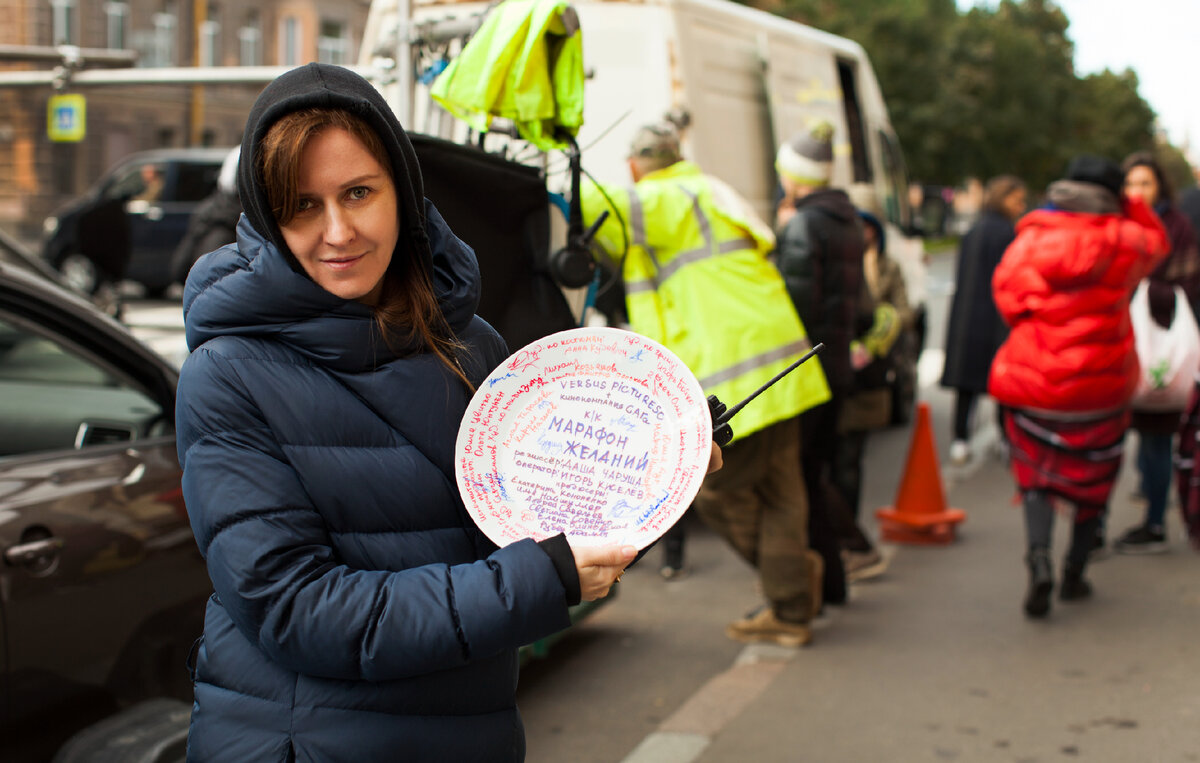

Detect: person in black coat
[940, 175, 1027, 465]
[174, 63, 644, 761]
[774, 120, 866, 608]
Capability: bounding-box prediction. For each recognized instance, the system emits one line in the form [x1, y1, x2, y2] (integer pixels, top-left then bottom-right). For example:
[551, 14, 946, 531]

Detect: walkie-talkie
[707, 343, 825, 447]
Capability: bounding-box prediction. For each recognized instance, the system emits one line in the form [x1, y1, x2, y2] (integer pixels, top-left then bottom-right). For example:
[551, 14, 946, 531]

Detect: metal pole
[0, 43, 137, 65]
[393, 0, 413, 127]
[0, 65, 377, 88]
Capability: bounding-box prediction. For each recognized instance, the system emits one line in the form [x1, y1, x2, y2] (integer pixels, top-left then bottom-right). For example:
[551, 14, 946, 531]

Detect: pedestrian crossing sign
[48, 94, 86, 142]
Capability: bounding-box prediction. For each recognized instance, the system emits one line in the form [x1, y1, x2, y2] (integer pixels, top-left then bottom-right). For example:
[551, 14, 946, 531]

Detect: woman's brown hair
[982, 175, 1026, 216]
[258, 107, 473, 390]
[1122, 150, 1174, 205]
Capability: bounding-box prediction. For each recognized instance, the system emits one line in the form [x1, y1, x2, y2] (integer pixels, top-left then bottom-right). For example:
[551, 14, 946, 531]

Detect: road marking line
[621, 733, 709, 763]
[620, 645, 796, 763]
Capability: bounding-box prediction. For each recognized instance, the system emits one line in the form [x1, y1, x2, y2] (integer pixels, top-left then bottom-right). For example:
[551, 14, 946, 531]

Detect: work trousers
[693, 416, 816, 622]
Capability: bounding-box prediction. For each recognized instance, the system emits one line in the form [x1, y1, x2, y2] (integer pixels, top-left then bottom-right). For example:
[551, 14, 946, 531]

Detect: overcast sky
[958, 0, 1200, 159]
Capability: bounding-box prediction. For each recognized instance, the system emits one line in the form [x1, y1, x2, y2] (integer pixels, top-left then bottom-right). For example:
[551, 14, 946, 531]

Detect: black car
[0, 239, 208, 762]
[42, 148, 232, 297]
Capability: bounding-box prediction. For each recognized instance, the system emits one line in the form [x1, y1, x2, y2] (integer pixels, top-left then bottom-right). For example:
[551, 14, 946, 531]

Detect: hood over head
[184, 64, 484, 372]
[237, 62, 432, 278]
[794, 187, 859, 223]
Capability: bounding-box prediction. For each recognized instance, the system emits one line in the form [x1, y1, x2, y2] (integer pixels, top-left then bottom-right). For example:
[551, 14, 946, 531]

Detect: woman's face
[1124, 165, 1160, 207]
[279, 126, 399, 306]
[1002, 188, 1028, 220]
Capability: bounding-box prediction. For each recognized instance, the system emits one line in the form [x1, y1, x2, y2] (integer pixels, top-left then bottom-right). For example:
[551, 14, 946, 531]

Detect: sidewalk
[627, 448, 1200, 762]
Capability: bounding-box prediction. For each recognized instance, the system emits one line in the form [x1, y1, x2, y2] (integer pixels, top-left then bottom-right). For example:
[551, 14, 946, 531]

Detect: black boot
[1024, 548, 1054, 618]
[1059, 563, 1093, 601]
[1062, 515, 1098, 601]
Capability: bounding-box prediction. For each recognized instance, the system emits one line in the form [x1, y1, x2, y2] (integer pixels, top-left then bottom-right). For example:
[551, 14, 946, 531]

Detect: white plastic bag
[1131, 280, 1200, 411]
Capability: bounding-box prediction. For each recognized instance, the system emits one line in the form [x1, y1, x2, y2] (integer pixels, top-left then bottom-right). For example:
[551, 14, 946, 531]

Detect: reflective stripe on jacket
[582, 161, 830, 441]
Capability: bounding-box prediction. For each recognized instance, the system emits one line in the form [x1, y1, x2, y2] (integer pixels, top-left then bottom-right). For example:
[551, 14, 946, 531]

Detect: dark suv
[42, 148, 231, 297]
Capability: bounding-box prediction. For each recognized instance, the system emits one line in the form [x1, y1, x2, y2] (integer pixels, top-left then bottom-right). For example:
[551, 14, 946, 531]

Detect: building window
[317, 19, 348, 65]
[50, 0, 76, 45]
[152, 12, 176, 66]
[239, 14, 261, 66]
[279, 16, 300, 67]
[104, 2, 129, 50]
[199, 19, 219, 66]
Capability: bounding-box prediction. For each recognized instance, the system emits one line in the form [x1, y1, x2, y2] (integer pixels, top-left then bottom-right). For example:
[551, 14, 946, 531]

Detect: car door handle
[4, 537, 64, 566]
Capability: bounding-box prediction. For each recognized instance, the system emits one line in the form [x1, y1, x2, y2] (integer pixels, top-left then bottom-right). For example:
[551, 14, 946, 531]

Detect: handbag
[1130, 279, 1200, 411]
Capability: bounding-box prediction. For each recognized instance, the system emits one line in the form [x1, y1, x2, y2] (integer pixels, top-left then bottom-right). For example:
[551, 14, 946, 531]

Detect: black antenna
[715, 342, 825, 426]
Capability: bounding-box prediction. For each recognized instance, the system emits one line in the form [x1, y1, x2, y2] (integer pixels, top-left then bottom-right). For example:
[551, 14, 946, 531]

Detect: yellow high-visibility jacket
[582, 160, 830, 441]
[430, 0, 583, 150]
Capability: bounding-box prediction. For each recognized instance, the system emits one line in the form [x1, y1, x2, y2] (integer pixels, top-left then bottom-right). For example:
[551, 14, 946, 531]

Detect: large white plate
[456, 327, 712, 549]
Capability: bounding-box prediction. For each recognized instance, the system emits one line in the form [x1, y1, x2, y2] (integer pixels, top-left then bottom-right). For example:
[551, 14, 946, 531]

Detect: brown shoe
[726, 607, 812, 647]
[806, 550, 825, 620]
[842, 547, 888, 583]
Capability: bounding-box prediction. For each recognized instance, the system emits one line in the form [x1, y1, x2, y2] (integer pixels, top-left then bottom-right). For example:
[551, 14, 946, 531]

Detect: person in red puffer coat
[989, 155, 1169, 620]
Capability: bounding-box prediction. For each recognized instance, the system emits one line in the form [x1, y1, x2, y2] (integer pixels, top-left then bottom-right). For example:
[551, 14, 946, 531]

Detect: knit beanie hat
[1064, 154, 1123, 199]
[776, 121, 834, 187]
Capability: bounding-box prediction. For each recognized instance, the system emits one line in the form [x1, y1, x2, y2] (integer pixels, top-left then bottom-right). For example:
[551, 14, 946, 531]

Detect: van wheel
[58, 253, 100, 295]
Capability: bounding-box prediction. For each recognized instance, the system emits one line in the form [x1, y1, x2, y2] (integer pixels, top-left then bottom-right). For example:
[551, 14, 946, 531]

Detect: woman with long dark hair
[1114, 151, 1200, 554]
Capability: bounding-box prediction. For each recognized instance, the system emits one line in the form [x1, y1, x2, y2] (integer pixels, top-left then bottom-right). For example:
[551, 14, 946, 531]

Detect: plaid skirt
[1004, 408, 1130, 509]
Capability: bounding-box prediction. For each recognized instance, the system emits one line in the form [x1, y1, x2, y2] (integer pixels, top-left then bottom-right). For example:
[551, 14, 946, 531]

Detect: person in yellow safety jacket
[581, 122, 831, 648]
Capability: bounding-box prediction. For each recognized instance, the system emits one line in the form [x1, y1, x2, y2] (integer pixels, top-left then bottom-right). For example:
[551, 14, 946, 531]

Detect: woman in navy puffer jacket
[175, 63, 636, 762]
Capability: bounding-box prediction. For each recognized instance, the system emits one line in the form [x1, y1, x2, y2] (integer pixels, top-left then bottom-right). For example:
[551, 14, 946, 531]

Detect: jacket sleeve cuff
[537, 533, 581, 606]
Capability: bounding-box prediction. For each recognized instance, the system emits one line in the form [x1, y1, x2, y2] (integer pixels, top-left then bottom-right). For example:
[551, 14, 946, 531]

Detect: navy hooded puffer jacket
[176, 63, 575, 762]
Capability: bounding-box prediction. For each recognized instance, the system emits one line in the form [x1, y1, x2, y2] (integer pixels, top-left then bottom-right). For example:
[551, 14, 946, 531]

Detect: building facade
[0, 0, 370, 242]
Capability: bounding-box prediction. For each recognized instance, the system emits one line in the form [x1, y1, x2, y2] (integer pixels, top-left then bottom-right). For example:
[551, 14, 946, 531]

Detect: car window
[101, 163, 155, 202]
[174, 162, 222, 202]
[0, 317, 165, 457]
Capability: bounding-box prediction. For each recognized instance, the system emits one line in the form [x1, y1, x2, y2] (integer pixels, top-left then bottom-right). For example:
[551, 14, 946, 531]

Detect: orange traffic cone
[875, 401, 966, 545]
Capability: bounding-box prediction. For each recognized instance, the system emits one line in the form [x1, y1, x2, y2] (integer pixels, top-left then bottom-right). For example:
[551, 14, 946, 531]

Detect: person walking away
[990, 155, 1168, 619]
[832, 206, 911, 582]
[1114, 151, 1200, 554]
[582, 122, 831, 646]
[773, 120, 865, 606]
[941, 175, 1026, 465]
[174, 63, 648, 761]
